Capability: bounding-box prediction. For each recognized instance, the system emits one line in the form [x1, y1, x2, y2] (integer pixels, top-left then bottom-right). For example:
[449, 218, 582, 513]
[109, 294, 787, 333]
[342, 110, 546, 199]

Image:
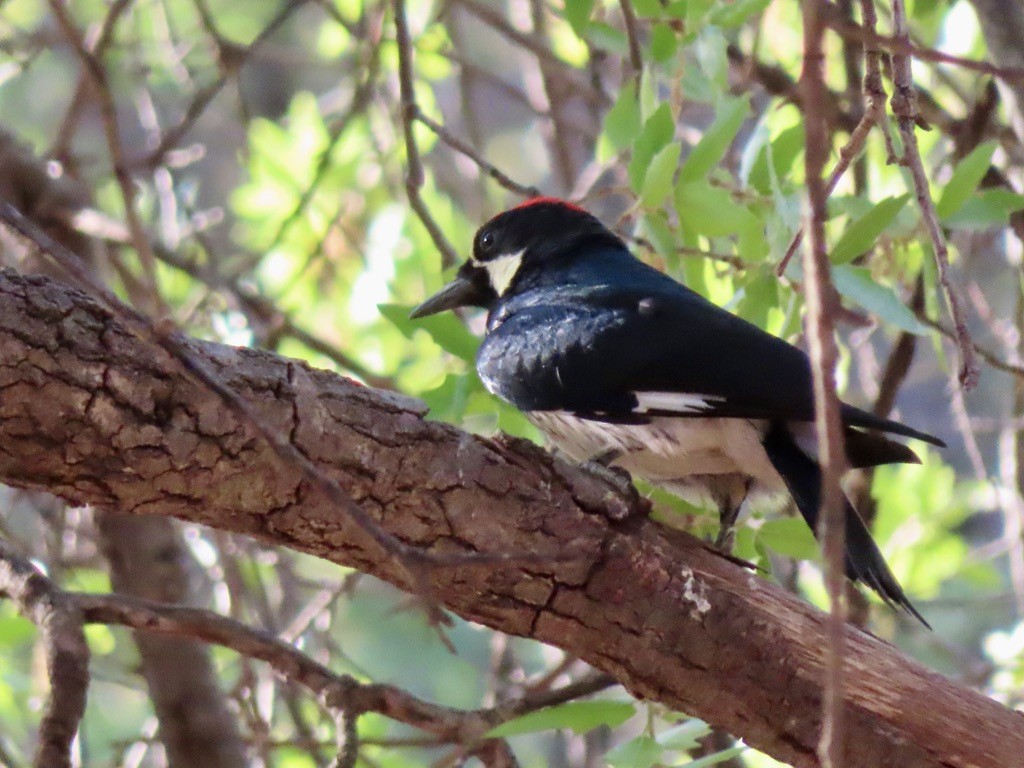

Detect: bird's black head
[410, 198, 619, 318]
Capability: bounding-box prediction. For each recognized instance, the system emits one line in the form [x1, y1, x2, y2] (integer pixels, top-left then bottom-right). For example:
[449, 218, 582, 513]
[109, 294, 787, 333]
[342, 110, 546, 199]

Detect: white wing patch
[481, 249, 526, 295]
[634, 391, 726, 414]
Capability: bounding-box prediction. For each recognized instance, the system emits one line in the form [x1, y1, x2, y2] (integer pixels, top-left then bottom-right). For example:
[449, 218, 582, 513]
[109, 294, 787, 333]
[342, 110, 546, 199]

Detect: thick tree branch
[0, 268, 1021, 768]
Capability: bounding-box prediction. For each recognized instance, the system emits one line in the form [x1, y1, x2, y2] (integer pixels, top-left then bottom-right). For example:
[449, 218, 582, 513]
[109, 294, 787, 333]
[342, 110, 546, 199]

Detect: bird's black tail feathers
[762, 423, 930, 628]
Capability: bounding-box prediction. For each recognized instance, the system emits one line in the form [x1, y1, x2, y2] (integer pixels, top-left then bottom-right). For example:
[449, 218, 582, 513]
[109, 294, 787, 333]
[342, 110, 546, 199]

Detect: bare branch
[777, 0, 895, 277]
[393, 0, 462, 267]
[889, 0, 980, 389]
[800, 2, 849, 764]
[618, 0, 643, 83]
[46, 0, 164, 315]
[0, 538, 89, 768]
[820, 0, 1024, 85]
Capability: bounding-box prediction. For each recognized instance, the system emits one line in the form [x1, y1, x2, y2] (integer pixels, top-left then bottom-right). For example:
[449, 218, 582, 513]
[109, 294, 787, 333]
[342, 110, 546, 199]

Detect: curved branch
[0, 268, 1020, 768]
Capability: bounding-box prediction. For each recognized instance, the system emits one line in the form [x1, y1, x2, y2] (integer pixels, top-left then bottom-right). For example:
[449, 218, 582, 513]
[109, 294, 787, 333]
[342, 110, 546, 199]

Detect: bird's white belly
[528, 411, 785, 495]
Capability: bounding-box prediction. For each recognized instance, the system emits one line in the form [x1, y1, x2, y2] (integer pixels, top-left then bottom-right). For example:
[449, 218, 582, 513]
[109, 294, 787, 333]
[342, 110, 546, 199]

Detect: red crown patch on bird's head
[514, 196, 587, 214]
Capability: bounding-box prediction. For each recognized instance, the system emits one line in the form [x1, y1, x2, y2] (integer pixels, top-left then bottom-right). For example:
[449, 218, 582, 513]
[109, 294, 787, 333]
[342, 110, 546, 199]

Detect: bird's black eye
[479, 229, 496, 254]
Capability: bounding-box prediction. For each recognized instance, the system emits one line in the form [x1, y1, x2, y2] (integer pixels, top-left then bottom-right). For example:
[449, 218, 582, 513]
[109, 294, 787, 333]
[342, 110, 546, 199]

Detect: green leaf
[679, 97, 748, 183]
[759, 518, 819, 561]
[944, 188, 1024, 230]
[649, 23, 679, 62]
[603, 82, 642, 153]
[640, 143, 681, 207]
[637, 211, 678, 261]
[584, 21, 628, 55]
[487, 700, 635, 737]
[737, 272, 777, 327]
[830, 194, 910, 264]
[676, 181, 759, 239]
[694, 26, 729, 91]
[710, 0, 772, 26]
[606, 736, 663, 768]
[379, 303, 479, 362]
[629, 103, 675, 191]
[657, 718, 712, 749]
[563, 0, 595, 35]
[631, 0, 662, 15]
[831, 265, 928, 334]
[936, 141, 996, 220]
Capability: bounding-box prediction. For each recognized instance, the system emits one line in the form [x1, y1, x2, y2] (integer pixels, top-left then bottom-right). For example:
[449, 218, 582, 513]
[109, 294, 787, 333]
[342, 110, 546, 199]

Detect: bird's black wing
[478, 281, 943, 447]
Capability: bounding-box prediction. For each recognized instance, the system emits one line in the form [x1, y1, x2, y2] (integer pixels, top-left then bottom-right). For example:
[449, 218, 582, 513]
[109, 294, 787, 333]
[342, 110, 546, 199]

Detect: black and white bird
[411, 197, 943, 624]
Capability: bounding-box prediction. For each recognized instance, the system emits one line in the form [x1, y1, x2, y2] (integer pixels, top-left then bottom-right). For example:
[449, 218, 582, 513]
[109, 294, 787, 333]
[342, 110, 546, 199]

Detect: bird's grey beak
[410, 274, 479, 319]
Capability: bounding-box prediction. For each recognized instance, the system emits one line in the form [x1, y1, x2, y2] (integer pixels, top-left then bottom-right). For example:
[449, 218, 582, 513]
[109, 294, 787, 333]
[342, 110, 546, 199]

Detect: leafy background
[0, 0, 1022, 766]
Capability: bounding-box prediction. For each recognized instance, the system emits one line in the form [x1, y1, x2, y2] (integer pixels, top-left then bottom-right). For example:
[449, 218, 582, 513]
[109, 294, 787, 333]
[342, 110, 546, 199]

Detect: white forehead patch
[480, 249, 526, 295]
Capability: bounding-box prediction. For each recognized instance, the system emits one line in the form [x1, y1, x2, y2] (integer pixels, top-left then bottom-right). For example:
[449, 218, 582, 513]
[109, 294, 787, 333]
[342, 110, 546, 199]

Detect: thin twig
[264, 8, 383, 256]
[529, 0, 577, 191]
[415, 112, 540, 197]
[47, 0, 166, 316]
[916, 313, 1024, 378]
[451, 0, 608, 107]
[145, 0, 308, 167]
[76, 592, 606, 753]
[889, 0, 980, 389]
[618, 0, 642, 84]
[777, 0, 895, 276]
[820, 0, 1024, 85]
[800, 2, 848, 765]
[393, 0, 461, 267]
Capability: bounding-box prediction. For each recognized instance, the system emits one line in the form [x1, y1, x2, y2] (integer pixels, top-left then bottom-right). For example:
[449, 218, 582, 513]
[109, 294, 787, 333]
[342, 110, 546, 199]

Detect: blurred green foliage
[1, 0, 1023, 765]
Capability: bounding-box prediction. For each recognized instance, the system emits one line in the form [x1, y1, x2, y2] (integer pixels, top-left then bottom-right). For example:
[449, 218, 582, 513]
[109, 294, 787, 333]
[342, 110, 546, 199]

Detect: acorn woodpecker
[411, 197, 943, 625]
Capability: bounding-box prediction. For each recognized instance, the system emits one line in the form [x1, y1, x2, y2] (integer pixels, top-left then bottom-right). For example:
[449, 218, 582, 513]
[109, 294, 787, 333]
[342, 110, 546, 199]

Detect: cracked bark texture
[0, 268, 1021, 768]
[0, 127, 248, 768]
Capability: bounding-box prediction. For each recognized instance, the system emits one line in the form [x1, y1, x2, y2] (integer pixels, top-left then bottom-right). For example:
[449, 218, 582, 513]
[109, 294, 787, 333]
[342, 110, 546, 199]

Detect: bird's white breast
[528, 411, 785, 502]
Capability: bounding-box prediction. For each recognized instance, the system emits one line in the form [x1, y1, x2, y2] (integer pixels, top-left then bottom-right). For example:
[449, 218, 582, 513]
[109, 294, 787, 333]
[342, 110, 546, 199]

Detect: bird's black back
[478, 238, 941, 447]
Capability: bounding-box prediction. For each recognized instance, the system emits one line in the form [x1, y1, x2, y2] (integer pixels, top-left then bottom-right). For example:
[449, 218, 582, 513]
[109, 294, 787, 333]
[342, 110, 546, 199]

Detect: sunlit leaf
[629, 103, 676, 191]
[603, 82, 642, 154]
[759, 518, 819, 561]
[830, 194, 910, 264]
[563, 0, 595, 35]
[944, 188, 1024, 230]
[711, 0, 772, 27]
[831, 265, 928, 334]
[487, 700, 635, 737]
[679, 97, 748, 183]
[676, 181, 759, 240]
[657, 718, 712, 749]
[649, 23, 679, 62]
[936, 141, 996, 220]
[379, 303, 479, 362]
[640, 143, 681, 207]
[606, 735, 663, 768]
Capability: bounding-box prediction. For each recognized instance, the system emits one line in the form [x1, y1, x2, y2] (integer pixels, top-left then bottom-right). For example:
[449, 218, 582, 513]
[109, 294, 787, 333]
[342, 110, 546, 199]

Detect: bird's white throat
[480, 249, 526, 295]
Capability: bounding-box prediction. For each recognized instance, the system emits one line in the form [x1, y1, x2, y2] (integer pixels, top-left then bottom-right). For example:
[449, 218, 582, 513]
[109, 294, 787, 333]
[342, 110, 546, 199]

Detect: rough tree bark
[0, 267, 1021, 768]
[0, 127, 249, 768]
